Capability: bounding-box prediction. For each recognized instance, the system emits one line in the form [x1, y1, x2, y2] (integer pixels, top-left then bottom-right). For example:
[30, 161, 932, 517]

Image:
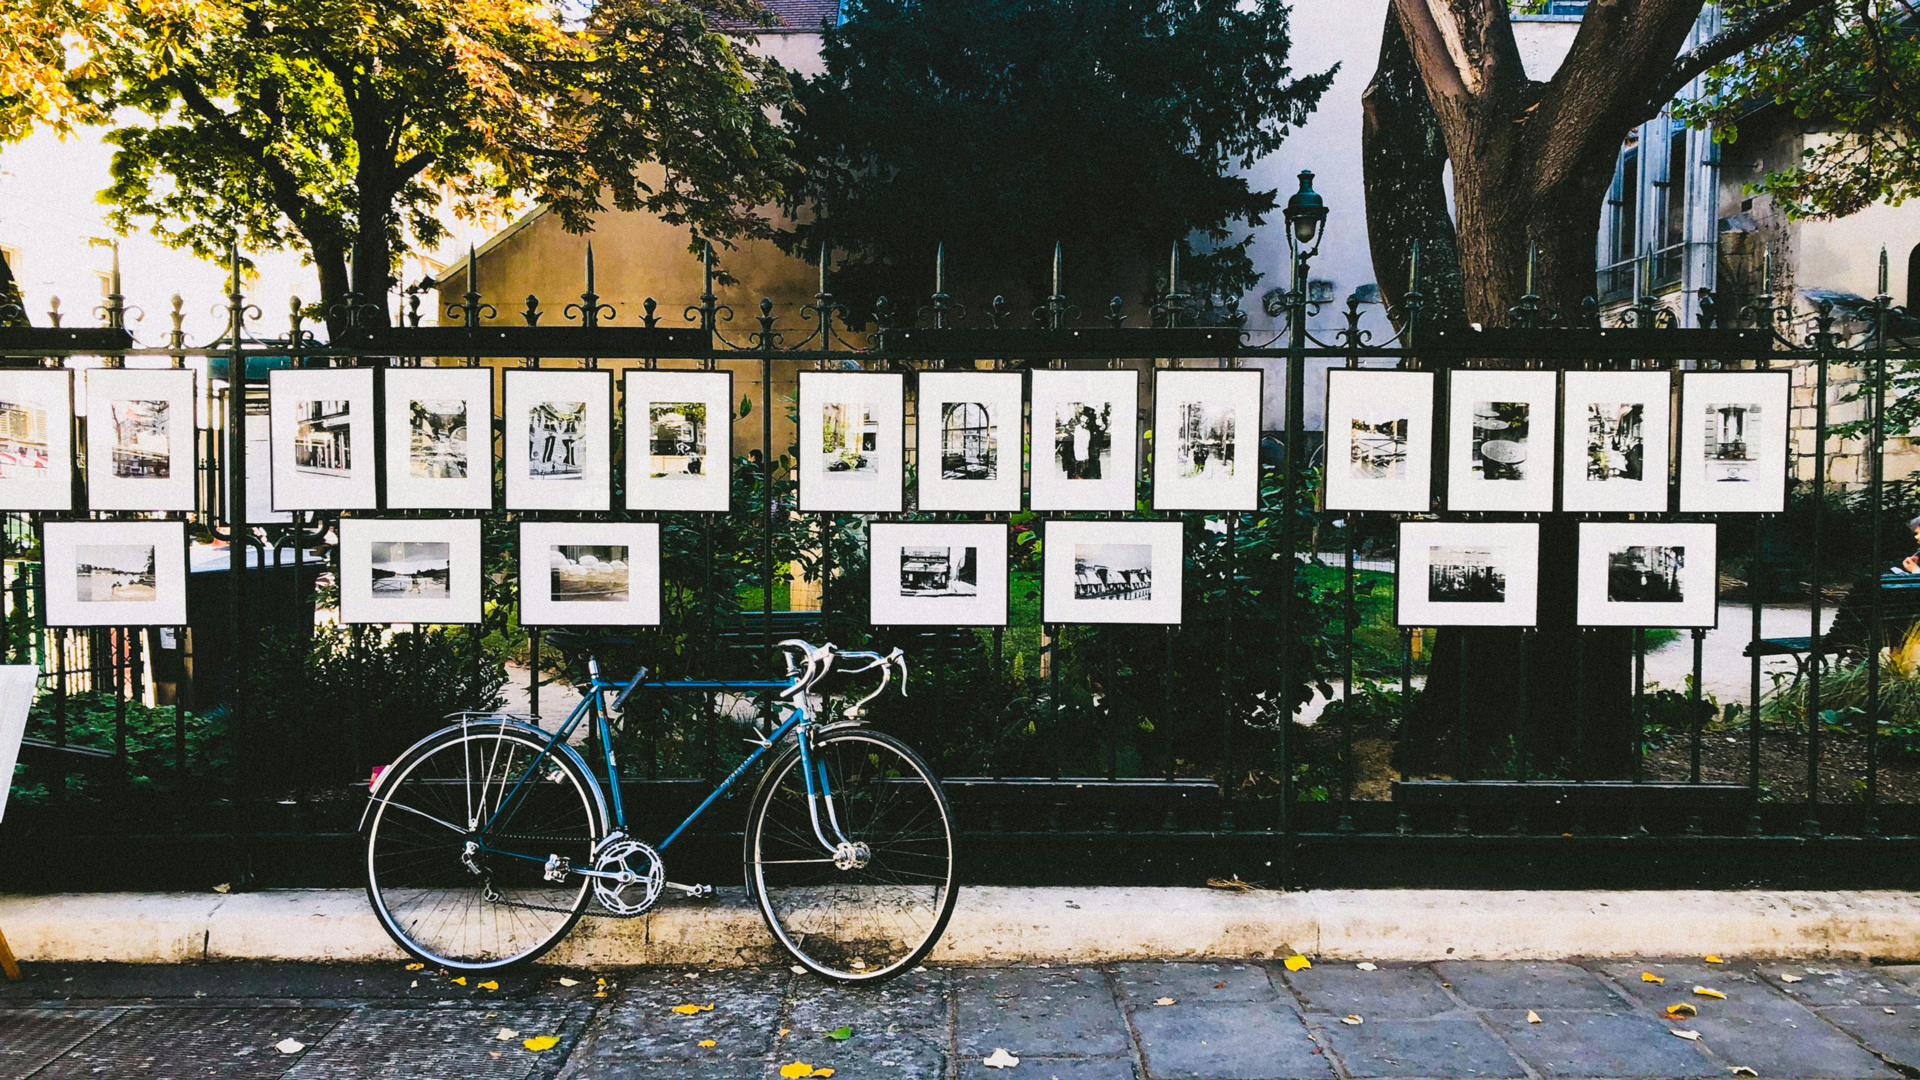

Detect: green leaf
[740, 395, 753, 417]
[826, 1026, 853, 1041]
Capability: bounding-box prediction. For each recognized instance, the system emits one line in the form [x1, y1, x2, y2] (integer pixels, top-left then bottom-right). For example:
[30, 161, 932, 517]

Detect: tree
[779, 0, 1335, 317]
[30, 0, 793, 336]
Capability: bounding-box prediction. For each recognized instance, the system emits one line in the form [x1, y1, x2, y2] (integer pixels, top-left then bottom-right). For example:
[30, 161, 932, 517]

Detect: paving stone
[1685, 1013, 1897, 1079]
[1598, 960, 1811, 1019]
[958, 1056, 1139, 1080]
[956, 968, 1128, 1057]
[785, 966, 948, 1036]
[1434, 962, 1626, 1011]
[1317, 1017, 1524, 1079]
[0, 960, 593, 1004]
[773, 1027, 948, 1080]
[26, 1006, 348, 1079]
[284, 1004, 593, 1079]
[568, 1056, 776, 1080]
[1817, 1005, 1920, 1070]
[1486, 1009, 1719, 1079]
[0, 1007, 125, 1078]
[1282, 965, 1458, 1019]
[1130, 1001, 1332, 1080]
[564, 970, 784, 1065]
[1760, 965, 1920, 1006]
[1112, 963, 1278, 1006]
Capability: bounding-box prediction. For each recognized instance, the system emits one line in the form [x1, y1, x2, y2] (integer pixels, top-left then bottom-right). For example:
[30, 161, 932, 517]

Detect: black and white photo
[519, 522, 661, 626]
[0, 370, 72, 510]
[870, 523, 1007, 625]
[1577, 522, 1717, 627]
[1042, 519, 1181, 625]
[1153, 369, 1262, 511]
[1678, 371, 1790, 513]
[86, 368, 197, 511]
[1396, 522, 1539, 627]
[383, 367, 494, 510]
[798, 371, 904, 512]
[625, 369, 732, 512]
[915, 371, 1022, 511]
[341, 518, 483, 624]
[1323, 369, 1434, 512]
[1446, 370, 1556, 512]
[43, 520, 188, 627]
[1030, 369, 1138, 511]
[505, 370, 612, 511]
[1560, 371, 1671, 512]
[269, 368, 377, 511]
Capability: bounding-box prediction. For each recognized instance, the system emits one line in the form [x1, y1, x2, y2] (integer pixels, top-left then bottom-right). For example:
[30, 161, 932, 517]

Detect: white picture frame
[1395, 521, 1540, 627]
[914, 372, 1023, 512]
[1030, 369, 1139, 511]
[1560, 370, 1673, 513]
[43, 519, 189, 627]
[383, 366, 494, 510]
[1445, 369, 1558, 513]
[0, 369, 74, 510]
[268, 368, 378, 511]
[339, 517, 483, 625]
[504, 369, 613, 511]
[1152, 368, 1262, 512]
[1041, 519, 1182, 625]
[1576, 521, 1717, 628]
[519, 521, 661, 628]
[624, 369, 733, 512]
[85, 368, 197, 511]
[1322, 368, 1434, 512]
[798, 371, 905, 513]
[227, 394, 290, 525]
[869, 522, 1009, 626]
[1678, 370, 1791, 513]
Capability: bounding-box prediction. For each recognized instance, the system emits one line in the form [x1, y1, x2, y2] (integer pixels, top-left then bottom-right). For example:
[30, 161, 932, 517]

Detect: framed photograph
[519, 521, 661, 627]
[338, 517, 483, 625]
[226, 392, 291, 525]
[268, 368, 378, 511]
[1030, 369, 1139, 511]
[624, 369, 732, 512]
[504, 369, 613, 511]
[1577, 522, 1717, 628]
[798, 371, 905, 513]
[84, 368, 197, 511]
[1445, 369, 1558, 513]
[1678, 371, 1791, 513]
[1322, 368, 1434, 512]
[43, 519, 188, 627]
[1151, 368, 1262, 512]
[383, 367, 493, 510]
[1041, 519, 1182, 625]
[0, 369, 73, 510]
[1560, 370, 1672, 513]
[915, 372, 1023, 512]
[1395, 521, 1539, 627]
[869, 522, 1009, 626]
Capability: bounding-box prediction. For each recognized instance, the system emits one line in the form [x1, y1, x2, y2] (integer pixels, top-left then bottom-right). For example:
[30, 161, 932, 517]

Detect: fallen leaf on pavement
[1213, 982, 1227, 989]
[477, 981, 499, 991]
[1154, 997, 1175, 1006]
[1727, 1068, 1757, 1077]
[1704, 955, 1726, 964]
[1526, 1011, 1541, 1024]
[779, 1028, 790, 1037]
[409, 981, 417, 989]
[1667, 1003, 1699, 1017]
[1779, 973, 1803, 983]
[671, 1003, 714, 1015]
[404, 963, 425, 971]
[558, 977, 581, 987]
[451, 977, 467, 986]
[274, 1039, 305, 1055]
[1694, 987, 1726, 999]
[1206, 876, 1255, 891]
[791, 965, 807, 975]
[1284, 955, 1312, 971]
[1356, 963, 1378, 971]
[982, 1048, 1020, 1069]
[523, 1036, 560, 1053]
[780, 1063, 825, 1078]
[213, 884, 231, 894]
[699, 1040, 717, 1048]
[495, 1028, 519, 1041]
[1341, 1015, 1363, 1026]
[827, 1025, 853, 1041]
[1886, 1007, 1898, 1015]
[1642, 972, 1664, 983]
[1671, 1029, 1702, 1041]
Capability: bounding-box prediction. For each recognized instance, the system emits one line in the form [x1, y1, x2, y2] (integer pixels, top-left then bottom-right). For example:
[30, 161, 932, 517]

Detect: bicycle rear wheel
[365, 721, 604, 971]
[745, 727, 957, 982]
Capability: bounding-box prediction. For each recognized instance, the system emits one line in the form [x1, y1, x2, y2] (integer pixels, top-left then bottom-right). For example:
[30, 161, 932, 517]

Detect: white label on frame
[1395, 522, 1540, 627]
[1678, 371, 1791, 514]
[798, 371, 905, 513]
[0, 369, 73, 511]
[1576, 521, 1718, 628]
[504, 370, 612, 511]
[85, 368, 197, 511]
[1445, 369, 1558, 513]
[519, 521, 661, 627]
[1041, 519, 1182, 625]
[1560, 370, 1672, 513]
[338, 518, 484, 625]
[269, 368, 378, 511]
[1323, 369, 1434, 512]
[625, 369, 732, 512]
[43, 519, 189, 627]
[1152, 369, 1262, 512]
[1030, 369, 1139, 511]
[383, 367, 494, 510]
[915, 372, 1023, 512]
[869, 522, 1009, 626]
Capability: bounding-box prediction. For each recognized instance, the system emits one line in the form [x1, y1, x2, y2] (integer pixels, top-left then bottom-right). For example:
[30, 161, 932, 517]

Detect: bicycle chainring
[591, 837, 665, 916]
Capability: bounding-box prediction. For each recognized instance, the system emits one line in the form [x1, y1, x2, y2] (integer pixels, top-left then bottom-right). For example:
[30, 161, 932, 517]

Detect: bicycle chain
[479, 883, 653, 919]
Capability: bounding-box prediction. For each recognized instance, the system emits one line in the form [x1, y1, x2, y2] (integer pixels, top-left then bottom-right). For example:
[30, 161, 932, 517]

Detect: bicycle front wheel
[365, 721, 604, 971]
[745, 727, 958, 982]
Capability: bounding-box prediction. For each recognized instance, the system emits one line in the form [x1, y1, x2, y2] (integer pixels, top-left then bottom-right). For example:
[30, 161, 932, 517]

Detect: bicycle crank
[588, 836, 665, 916]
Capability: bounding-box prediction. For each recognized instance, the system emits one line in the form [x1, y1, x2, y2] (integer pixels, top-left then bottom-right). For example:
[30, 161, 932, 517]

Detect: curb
[3, 888, 1917, 966]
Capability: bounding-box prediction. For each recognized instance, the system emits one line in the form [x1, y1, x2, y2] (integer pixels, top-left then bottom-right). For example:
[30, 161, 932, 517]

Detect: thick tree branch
[1644, 0, 1827, 117]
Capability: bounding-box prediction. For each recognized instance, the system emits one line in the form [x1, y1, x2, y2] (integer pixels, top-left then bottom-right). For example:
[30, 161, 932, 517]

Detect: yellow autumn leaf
[671, 1003, 715, 1015]
[523, 1036, 560, 1052]
[815, 1071, 834, 1078]
[478, 981, 499, 991]
[1694, 986, 1726, 999]
[779, 1063, 816, 1079]
[1666, 1002, 1698, 1017]
[1283, 954, 1312, 971]
[698, 1040, 716, 1048]
[1526, 1010, 1541, 1024]
[404, 963, 425, 971]
[1704, 955, 1725, 964]
[1641, 972, 1664, 983]
[451, 977, 468, 986]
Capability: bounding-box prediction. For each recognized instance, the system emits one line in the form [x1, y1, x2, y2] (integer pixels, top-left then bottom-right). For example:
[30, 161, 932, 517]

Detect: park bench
[1741, 572, 1920, 686]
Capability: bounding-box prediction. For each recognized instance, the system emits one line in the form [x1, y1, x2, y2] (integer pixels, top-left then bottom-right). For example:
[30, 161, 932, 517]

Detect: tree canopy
[8, 0, 794, 333]
[779, 0, 1334, 316]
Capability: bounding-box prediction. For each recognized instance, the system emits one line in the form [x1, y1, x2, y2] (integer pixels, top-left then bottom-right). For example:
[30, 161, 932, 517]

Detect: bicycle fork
[799, 729, 869, 870]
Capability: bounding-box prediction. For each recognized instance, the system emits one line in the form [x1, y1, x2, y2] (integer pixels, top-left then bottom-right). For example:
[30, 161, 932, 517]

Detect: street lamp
[1283, 170, 1328, 256]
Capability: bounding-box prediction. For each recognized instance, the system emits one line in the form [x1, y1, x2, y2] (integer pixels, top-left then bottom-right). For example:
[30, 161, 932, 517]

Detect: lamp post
[1276, 170, 1327, 886]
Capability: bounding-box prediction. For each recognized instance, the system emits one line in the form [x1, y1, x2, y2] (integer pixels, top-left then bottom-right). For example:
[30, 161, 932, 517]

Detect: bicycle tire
[365, 720, 606, 971]
[744, 726, 958, 982]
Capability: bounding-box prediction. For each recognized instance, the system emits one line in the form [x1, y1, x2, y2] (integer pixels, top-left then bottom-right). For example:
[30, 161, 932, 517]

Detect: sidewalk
[3, 956, 1918, 1078]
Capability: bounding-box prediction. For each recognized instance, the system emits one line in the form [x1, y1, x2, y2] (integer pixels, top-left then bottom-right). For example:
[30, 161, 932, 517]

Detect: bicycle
[360, 635, 958, 982]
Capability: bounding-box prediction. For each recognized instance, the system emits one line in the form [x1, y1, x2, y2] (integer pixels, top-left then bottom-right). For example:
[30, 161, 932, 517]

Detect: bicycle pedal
[664, 881, 715, 899]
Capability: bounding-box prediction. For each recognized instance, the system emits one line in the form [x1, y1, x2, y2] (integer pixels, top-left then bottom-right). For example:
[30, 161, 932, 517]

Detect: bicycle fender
[358, 718, 608, 836]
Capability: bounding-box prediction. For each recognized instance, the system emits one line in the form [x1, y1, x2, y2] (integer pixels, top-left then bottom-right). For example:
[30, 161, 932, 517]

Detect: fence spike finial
[1879, 244, 1890, 299]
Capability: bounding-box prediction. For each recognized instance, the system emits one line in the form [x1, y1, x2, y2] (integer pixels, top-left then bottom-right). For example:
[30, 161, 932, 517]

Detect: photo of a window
[1445, 370, 1557, 512]
[43, 519, 189, 627]
[1322, 369, 1433, 512]
[504, 369, 612, 511]
[0, 370, 73, 510]
[1678, 371, 1790, 513]
[869, 523, 1008, 626]
[1395, 522, 1539, 627]
[1029, 369, 1138, 511]
[519, 522, 660, 627]
[1153, 369, 1261, 511]
[340, 518, 483, 625]
[915, 371, 1022, 512]
[1576, 522, 1717, 627]
[383, 366, 494, 510]
[798, 371, 904, 512]
[85, 368, 197, 511]
[1560, 370, 1672, 513]
[268, 368, 377, 511]
[1041, 519, 1181, 625]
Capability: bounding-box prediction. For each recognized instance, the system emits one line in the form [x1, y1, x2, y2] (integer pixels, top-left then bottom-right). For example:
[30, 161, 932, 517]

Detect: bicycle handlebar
[774, 639, 909, 714]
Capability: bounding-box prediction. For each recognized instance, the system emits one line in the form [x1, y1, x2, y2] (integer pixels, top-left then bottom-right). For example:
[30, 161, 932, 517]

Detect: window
[0, 246, 17, 277]
[1908, 244, 1920, 310]
[1662, 127, 1688, 251]
[1609, 148, 1639, 265]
